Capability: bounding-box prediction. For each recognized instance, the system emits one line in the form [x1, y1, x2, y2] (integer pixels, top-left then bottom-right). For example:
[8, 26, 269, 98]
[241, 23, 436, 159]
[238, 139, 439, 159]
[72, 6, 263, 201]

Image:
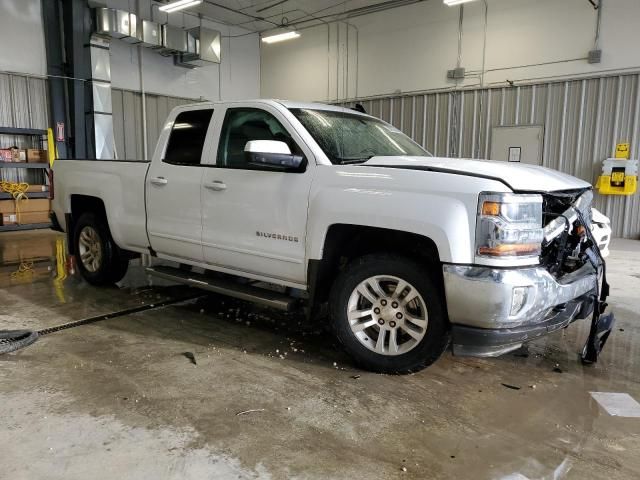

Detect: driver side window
[216, 108, 299, 169]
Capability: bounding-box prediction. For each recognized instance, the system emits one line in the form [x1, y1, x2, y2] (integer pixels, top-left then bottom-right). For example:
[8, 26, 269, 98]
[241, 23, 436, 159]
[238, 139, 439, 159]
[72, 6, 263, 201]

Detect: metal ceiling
[155, 0, 425, 32]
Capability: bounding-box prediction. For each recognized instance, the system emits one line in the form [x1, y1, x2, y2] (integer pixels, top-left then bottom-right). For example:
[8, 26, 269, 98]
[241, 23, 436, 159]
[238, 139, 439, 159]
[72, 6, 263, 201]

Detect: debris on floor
[182, 351, 197, 365]
[236, 408, 265, 416]
[501, 383, 521, 390]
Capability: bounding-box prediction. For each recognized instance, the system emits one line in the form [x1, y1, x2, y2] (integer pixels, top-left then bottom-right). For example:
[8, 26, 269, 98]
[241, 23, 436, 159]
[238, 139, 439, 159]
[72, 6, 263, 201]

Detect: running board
[145, 266, 295, 311]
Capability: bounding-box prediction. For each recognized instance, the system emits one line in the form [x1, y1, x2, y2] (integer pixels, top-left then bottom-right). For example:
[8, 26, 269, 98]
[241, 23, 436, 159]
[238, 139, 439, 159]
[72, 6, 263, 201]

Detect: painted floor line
[590, 392, 640, 417]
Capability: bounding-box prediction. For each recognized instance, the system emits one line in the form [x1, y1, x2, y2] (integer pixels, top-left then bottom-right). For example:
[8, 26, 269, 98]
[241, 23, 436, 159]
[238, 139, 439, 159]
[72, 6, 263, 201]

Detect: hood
[364, 156, 591, 193]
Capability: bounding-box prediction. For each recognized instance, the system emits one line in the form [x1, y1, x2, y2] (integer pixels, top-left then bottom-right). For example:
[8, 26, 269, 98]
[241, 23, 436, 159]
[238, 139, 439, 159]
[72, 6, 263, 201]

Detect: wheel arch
[308, 224, 445, 313]
[68, 195, 109, 255]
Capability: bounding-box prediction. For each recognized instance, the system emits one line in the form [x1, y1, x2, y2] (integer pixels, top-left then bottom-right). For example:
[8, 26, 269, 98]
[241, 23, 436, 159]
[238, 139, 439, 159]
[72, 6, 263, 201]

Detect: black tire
[330, 254, 450, 374]
[73, 212, 129, 285]
[0, 330, 39, 355]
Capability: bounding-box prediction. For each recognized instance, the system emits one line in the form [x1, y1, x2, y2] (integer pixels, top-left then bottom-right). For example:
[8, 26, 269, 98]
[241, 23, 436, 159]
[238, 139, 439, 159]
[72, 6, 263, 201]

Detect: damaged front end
[446, 187, 614, 361]
[540, 188, 614, 363]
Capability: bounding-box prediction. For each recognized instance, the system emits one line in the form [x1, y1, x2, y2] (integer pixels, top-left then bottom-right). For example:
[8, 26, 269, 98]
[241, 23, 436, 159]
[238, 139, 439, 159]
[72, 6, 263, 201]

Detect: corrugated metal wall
[0, 72, 49, 186]
[0, 72, 49, 142]
[111, 89, 195, 160]
[349, 73, 640, 239]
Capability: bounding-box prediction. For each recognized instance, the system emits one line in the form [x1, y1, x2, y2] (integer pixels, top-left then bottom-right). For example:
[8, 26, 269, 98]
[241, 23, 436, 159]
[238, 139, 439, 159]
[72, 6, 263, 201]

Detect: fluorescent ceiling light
[261, 31, 301, 44]
[443, 0, 478, 5]
[159, 0, 203, 13]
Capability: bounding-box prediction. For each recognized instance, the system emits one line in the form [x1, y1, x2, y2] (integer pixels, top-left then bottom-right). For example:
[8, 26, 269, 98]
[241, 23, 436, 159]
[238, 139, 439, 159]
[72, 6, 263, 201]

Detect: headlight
[476, 193, 543, 262]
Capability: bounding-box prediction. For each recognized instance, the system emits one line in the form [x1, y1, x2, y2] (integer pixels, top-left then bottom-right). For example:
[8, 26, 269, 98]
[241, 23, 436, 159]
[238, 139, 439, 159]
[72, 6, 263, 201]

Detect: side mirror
[244, 140, 305, 170]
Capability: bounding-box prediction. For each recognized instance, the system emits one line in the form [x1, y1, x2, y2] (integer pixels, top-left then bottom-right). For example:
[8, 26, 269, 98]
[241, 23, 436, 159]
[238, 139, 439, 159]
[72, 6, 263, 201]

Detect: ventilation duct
[89, 35, 115, 159]
[176, 27, 221, 67]
[93, 8, 211, 67]
[159, 24, 189, 55]
[95, 8, 138, 43]
[137, 19, 161, 48]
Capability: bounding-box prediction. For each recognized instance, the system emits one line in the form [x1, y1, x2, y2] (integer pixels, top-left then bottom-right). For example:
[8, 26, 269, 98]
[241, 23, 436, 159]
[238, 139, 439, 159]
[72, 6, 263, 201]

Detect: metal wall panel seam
[422, 94, 427, 148]
[592, 77, 604, 168]
[446, 93, 451, 157]
[472, 90, 477, 159]
[500, 87, 505, 125]
[631, 74, 640, 159]
[8, 75, 15, 127]
[543, 84, 552, 166]
[458, 91, 464, 157]
[434, 94, 439, 154]
[411, 96, 416, 140]
[612, 76, 622, 153]
[484, 88, 492, 159]
[575, 79, 587, 178]
[558, 82, 569, 173]
[515, 86, 520, 125]
[530, 85, 536, 124]
[25, 78, 32, 129]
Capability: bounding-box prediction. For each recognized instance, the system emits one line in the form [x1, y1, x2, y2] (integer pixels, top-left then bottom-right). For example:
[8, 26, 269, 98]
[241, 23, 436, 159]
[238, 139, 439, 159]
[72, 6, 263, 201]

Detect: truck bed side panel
[52, 160, 150, 252]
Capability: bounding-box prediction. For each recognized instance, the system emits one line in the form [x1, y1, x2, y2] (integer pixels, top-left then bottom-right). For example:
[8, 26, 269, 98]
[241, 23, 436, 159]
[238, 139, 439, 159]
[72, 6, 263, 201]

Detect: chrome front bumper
[443, 263, 598, 356]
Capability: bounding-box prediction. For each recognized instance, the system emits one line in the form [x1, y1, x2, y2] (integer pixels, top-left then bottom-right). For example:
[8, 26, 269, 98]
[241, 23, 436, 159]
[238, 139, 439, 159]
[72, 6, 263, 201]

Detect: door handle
[205, 180, 227, 191]
[150, 176, 168, 186]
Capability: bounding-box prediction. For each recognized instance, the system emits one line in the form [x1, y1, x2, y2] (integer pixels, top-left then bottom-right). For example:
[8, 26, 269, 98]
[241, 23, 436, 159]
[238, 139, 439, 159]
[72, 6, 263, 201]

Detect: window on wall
[163, 109, 214, 166]
[217, 108, 300, 169]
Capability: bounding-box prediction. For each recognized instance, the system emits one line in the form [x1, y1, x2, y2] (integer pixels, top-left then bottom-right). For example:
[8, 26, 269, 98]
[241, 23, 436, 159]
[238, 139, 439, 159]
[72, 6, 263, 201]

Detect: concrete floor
[1, 230, 639, 480]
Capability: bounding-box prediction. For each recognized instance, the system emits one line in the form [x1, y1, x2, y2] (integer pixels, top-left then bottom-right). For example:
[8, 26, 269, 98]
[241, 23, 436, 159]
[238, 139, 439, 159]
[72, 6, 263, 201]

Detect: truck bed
[52, 159, 151, 253]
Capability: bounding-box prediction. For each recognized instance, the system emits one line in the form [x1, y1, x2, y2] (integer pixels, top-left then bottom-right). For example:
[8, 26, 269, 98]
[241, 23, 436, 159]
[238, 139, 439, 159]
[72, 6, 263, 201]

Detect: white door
[201, 105, 314, 285]
[146, 107, 214, 262]
[490, 126, 544, 165]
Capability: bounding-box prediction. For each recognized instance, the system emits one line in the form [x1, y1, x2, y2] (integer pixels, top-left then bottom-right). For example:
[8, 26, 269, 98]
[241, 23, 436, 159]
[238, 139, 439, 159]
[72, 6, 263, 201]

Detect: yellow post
[47, 128, 58, 166]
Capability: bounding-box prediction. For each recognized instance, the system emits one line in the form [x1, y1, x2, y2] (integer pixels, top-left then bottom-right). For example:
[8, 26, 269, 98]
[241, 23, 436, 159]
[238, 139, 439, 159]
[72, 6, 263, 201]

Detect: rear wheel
[330, 254, 449, 373]
[73, 212, 129, 285]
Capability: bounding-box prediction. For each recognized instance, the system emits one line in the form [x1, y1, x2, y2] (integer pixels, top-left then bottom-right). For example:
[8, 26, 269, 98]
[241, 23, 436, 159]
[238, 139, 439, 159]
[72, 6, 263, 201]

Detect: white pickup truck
[52, 99, 609, 373]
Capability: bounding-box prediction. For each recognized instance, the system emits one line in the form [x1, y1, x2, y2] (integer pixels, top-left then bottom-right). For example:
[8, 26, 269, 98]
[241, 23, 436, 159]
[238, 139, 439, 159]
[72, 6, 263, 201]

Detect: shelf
[0, 127, 47, 136]
[0, 223, 52, 232]
[0, 192, 50, 200]
[0, 162, 49, 169]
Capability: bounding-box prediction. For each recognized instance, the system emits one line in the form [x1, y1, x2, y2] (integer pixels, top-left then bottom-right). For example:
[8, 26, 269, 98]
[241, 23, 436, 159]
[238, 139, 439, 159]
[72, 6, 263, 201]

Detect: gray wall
[111, 89, 196, 160]
[347, 73, 640, 239]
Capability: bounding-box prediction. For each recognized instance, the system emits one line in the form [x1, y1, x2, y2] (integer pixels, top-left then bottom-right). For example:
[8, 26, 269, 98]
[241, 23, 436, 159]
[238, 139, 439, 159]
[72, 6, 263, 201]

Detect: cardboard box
[25, 185, 49, 193]
[0, 198, 50, 214]
[11, 148, 26, 163]
[0, 200, 16, 214]
[27, 149, 48, 163]
[1, 211, 50, 226]
[0, 149, 12, 162]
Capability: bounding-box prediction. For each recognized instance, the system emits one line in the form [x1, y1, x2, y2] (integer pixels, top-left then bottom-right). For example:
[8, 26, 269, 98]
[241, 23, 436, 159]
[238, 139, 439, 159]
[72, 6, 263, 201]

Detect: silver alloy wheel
[78, 226, 103, 273]
[347, 275, 428, 356]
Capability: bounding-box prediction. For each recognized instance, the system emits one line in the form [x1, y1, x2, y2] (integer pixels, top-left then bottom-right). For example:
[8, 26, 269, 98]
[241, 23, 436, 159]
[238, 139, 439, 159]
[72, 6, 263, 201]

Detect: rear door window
[163, 109, 214, 166]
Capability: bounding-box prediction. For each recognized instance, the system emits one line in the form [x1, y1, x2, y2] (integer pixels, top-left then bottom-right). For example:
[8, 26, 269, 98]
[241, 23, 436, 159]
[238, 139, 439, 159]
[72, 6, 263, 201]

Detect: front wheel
[73, 212, 129, 285]
[330, 254, 449, 374]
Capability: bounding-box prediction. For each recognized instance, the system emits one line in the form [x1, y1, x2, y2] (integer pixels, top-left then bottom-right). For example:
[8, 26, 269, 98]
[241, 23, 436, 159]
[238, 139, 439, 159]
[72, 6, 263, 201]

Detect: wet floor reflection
[0, 231, 62, 288]
[0, 229, 179, 297]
